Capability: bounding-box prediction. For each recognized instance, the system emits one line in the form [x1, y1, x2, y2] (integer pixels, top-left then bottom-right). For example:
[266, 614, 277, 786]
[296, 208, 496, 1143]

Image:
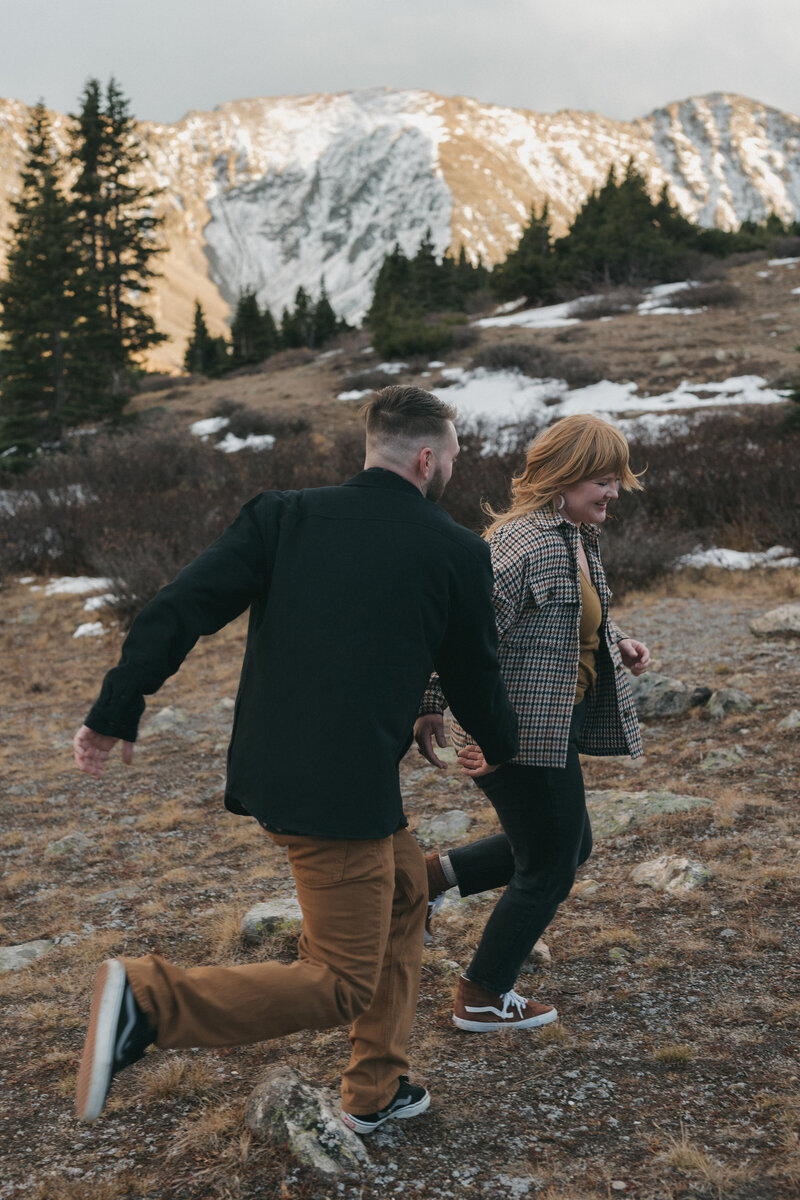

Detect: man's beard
[426, 466, 447, 503]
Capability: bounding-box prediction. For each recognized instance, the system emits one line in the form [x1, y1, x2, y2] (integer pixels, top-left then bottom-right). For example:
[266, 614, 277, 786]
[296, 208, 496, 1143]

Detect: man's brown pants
[122, 827, 427, 1114]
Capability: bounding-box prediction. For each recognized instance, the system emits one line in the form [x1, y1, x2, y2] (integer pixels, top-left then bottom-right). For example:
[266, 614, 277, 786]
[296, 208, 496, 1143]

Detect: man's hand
[617, 638, 652, 677]
[457, 744, 499, 779]
[73, 724, 134, 779]
[413, 713, 448, 768]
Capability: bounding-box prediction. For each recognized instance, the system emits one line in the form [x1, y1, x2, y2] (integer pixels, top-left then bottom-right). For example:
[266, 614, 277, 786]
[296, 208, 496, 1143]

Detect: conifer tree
[183, 301, 230, 374]
[0, 105, 104, 462]
[491, 203, 556, 304]
[230, 291, 278, 365]
[281, 286, 314, 348]
[71, 77, 165, 398]
[311, 281, 339, 348]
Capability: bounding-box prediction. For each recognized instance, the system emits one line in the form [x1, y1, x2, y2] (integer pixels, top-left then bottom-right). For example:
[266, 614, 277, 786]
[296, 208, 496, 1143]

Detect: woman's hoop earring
[557, 494, 566, 511]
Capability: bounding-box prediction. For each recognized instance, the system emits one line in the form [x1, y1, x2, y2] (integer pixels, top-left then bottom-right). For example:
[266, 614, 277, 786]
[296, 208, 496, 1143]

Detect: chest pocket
[530, 573, 579, 608]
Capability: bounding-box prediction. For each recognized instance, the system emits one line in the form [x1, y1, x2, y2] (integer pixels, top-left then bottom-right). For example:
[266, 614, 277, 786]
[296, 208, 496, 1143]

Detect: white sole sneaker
[342, 1087, 431, 1134]
[75, 959, 127, 1122]
[453, 1006, 558, 1032]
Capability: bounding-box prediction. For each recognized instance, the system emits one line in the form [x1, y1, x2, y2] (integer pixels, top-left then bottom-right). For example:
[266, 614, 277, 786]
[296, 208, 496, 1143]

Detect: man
[73, 385, 518, 1134]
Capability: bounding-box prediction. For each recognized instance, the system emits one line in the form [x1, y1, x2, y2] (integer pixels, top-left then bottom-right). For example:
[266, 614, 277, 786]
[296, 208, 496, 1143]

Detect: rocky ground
[1, 568, 799, 1200]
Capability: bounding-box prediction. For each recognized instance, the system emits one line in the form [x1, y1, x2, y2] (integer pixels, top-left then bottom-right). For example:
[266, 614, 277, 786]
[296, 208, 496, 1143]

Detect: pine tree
[491, 204, 557, 303]
[71, 77, 166, 399]
[311, 281, 339, 348]
[281, 286, 314, 348]
[184, 301, 225, 374]
[0, 105, 105, 462]
[230, 291, 278, 365]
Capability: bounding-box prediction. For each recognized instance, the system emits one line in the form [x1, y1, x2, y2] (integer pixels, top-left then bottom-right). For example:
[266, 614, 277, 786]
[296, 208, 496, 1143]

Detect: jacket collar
[342, 467, 425, 498]
[525, 508, 601, 546]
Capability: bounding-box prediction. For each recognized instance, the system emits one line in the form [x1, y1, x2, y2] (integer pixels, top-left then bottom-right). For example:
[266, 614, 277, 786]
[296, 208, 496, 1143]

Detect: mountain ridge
[1, 87, 799, 370]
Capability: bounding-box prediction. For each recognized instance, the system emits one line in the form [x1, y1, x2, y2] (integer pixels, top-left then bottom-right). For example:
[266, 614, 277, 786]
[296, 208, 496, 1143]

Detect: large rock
[138, 705, 192, 736]
[628, 672, 692, 718]
[750, 604, 800, 637]
[586, 789, 713, 838]
[0, 938, 54, 972]
[45, 832, 93, 857]
[241, 899, 303, 945]
[699, 746, 746, 770]
[415, 809, 473, 845]
[707, 688, 753, 719]
[246, 1065, 369, 1179]
[630, 855, 712, 894]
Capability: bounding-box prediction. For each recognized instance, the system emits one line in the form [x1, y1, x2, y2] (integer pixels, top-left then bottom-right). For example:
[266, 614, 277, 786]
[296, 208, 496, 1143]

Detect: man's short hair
[362, 385, 457, 445]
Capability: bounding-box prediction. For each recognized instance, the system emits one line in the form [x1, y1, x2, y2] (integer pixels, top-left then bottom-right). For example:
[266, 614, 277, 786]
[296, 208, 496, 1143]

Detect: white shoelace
[499, 989, 527, 1019]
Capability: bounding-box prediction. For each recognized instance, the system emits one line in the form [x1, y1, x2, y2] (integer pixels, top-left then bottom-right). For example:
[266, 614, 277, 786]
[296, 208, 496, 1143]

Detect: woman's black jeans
[448, 699, 591, 995]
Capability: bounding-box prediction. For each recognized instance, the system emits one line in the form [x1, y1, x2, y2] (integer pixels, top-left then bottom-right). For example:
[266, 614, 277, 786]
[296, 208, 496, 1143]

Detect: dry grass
[656, 1123, 754, 1195]
[137, 1055, 220, 1103]
[652, 1042, 695, 1065]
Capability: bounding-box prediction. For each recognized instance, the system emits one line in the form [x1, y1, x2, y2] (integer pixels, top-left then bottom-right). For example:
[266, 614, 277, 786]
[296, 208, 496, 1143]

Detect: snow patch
[73, 622, 105, 638]
[215, 432, 275, 453]
[190, 416, 230, 438]
[677, 546, 800, 570]
[475, 300, 580, 330]
[44, 577, 114, 597]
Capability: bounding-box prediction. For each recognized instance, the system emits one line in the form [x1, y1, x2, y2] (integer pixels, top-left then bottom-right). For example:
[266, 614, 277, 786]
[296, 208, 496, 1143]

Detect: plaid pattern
[420, 510, 643, 767]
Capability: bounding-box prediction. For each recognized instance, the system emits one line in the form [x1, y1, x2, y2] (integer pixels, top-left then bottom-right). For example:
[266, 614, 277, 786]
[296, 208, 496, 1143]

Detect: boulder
[415, 809, 472, 845]
[777, 709, 800, 732]
[707, 688, 753, 719]
[246, 1065, 369, 1179]
[0, 938, 54, 972]
[241, 898, 303, 945]
[139, 705, 191, 736]
[525, 939, 552, 966]
[45, 832, 93, 857]
[699, 746, 746, 770]
[750, 604, 800, 637]
[628, 672, 692, 718]
[630, 855, 712, 894]
[586, 789, 712, 838]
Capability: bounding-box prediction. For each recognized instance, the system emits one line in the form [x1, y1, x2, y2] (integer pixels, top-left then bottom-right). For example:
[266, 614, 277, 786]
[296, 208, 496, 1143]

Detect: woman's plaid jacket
[420, 509, 643, 767]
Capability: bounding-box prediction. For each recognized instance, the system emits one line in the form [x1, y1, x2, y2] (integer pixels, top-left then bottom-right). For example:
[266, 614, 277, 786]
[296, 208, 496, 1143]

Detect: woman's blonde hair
[483, 413, 643, 538]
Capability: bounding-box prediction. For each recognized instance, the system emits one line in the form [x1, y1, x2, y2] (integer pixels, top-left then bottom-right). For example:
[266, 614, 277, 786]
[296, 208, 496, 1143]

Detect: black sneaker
[341, 1076, 430, 1135]
[75, 959, 155, 1122]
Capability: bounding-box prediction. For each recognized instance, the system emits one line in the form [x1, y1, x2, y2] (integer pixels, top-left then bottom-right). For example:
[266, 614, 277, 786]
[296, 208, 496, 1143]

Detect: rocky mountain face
[1, 88, 799, 369]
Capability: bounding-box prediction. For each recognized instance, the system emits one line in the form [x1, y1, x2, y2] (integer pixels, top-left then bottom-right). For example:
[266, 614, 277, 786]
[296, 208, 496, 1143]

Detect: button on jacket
[85, 469, 519, 839]
[420, 510, 642, 767]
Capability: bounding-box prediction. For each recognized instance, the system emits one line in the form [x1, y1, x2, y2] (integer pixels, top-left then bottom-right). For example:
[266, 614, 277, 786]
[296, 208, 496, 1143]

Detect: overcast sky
[2, 0, 798, 124]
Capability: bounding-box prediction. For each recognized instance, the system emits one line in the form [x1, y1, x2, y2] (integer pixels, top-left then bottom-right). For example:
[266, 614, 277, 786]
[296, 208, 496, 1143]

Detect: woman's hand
[457, 744, 499, 778]
[617, 638, 652, 676]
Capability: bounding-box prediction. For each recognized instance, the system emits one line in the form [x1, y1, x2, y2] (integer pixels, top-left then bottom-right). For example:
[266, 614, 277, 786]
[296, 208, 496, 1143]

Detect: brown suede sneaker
[452, 974, 557, 1032]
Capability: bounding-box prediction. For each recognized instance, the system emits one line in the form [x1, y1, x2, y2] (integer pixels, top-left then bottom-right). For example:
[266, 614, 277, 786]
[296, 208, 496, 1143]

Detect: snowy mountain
[1, 88, 799, 369]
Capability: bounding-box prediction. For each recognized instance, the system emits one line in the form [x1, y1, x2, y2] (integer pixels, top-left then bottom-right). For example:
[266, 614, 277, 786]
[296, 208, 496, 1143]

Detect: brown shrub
[665, 282, 744, 308]
[567, 288, 643, 319]
[470, 341, 602, 387]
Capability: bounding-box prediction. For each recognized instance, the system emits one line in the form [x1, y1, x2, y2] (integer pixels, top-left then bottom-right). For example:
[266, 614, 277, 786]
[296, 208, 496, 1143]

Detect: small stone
[608, 947, 629, 962]
[415, 809, 472, 844]
[777, 709, 800, 732]
[611, 1183, 627, 1192]
[707, 688, 753, 719]
[0, 938, 54, 972]
[241, 898, 303, 945]
[570, 878, 601, 898]
[630, 855, 712, 894]
[88, 885, 141, 904]
[246, 1065, 369, 1179]
[750, 604, 800, 637]
[656, 351, 677, 367]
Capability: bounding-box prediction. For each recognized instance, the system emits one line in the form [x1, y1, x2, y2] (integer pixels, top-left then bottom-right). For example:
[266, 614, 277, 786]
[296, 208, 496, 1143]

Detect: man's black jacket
[86, 468, 518, 838]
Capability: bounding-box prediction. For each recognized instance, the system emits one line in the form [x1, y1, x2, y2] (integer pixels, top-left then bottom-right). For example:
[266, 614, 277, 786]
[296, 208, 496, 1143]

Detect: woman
[414, 413, 651, 1032]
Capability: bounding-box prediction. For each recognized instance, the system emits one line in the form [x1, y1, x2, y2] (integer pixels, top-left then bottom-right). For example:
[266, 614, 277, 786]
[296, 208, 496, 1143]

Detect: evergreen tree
[311, 281, 339, 348]
[281, 286, 314, 348]
[71, 77, 166, 397]
[491, 204, 557, 303]
[230, 291, 278, 365]
[183, 301, 231, 374]
[0, 105, 104, 462]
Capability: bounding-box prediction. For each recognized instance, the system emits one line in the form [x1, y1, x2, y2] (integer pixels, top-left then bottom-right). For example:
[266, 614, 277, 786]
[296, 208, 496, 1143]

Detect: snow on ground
[73, 622, 105, 638]
[437, 367, 785, 432]
[637, 281, 703, 316]
[768, 257, 800, 267]
[43, 577, 113, 597]
[190, 417, 274, 453]
[677, 546, 800, 570]
[475, 300, 580, 331]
